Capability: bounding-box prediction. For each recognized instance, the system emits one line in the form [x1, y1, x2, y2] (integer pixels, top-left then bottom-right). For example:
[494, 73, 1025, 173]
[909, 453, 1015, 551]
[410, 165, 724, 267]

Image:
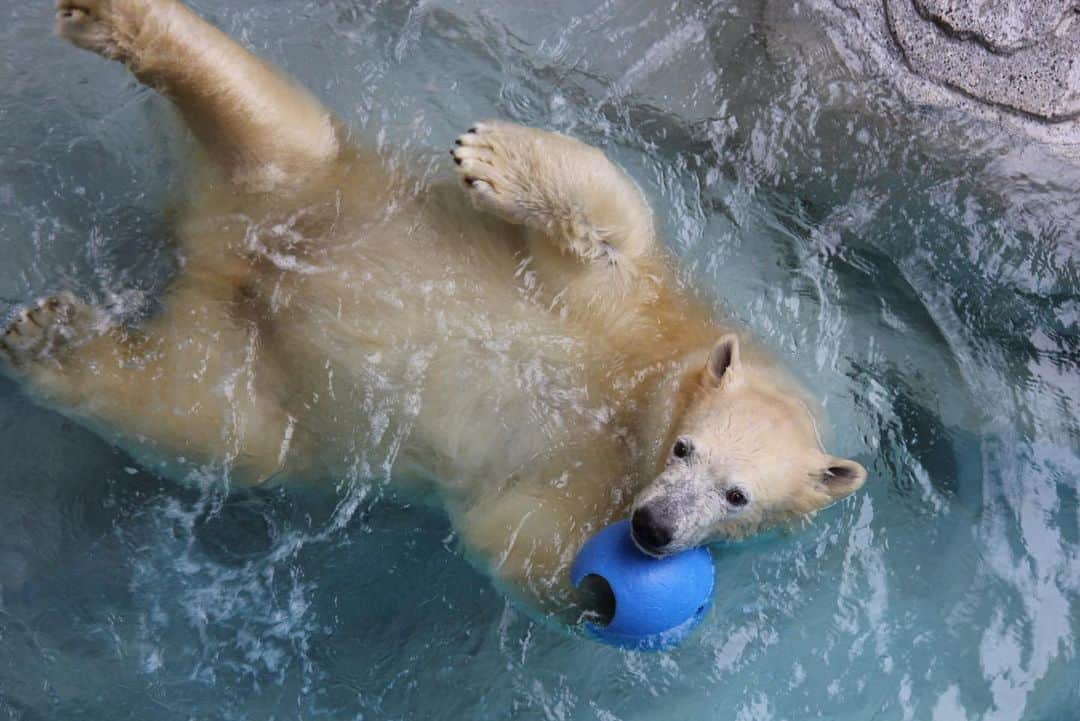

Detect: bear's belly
[245, 190, 618, 492]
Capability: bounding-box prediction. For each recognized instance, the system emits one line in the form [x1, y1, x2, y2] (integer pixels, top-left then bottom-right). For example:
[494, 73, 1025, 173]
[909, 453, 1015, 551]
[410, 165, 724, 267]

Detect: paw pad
[0, 293, 95, 367]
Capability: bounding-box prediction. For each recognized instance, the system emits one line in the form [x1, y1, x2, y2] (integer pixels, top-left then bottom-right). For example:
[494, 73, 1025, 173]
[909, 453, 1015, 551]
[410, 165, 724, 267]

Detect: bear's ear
[819, 457, 867, 499]
[705, 334, 741, 387]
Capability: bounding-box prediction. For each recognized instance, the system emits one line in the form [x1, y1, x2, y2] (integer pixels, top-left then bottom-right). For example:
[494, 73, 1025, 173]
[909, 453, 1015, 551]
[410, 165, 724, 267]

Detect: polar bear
[2, 0, 866, 620]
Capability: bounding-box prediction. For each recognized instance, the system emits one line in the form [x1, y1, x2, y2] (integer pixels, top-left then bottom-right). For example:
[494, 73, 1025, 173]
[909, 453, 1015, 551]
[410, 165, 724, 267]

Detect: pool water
[1, 1, 1077, 719]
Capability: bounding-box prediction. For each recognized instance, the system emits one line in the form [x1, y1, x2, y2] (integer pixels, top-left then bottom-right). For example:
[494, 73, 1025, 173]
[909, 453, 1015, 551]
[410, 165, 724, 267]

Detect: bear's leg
[452, 475, 618, 625]
[1, 287, 296, 486]
[55, 0, 341, 192]
[450, 122, 660, 292]
[454, 491, 581, 622]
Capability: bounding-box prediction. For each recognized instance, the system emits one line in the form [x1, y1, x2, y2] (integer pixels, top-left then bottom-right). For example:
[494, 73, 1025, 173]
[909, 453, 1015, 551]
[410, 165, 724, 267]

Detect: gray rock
[889, 0, 1080, 121]
[914, 0, 1079, 54]
[804, 0, 1080, 150]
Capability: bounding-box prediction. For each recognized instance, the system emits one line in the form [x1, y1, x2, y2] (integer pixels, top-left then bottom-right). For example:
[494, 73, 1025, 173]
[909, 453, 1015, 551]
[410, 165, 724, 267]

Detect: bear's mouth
[630, 531, 671, 558]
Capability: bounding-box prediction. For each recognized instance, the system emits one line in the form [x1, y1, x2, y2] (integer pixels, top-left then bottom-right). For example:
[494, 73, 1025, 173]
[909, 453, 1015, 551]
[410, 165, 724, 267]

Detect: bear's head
[630, 334, 866, 556]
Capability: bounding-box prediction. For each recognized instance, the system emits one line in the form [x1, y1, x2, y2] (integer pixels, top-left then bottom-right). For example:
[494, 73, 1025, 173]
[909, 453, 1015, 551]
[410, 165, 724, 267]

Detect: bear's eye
[672, 438, 693, 460]
[725, 488, 748, 507]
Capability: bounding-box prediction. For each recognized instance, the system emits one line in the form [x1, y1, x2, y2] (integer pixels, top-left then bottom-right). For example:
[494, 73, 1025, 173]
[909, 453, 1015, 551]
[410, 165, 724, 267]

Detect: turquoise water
[1, 1, 1077, 719]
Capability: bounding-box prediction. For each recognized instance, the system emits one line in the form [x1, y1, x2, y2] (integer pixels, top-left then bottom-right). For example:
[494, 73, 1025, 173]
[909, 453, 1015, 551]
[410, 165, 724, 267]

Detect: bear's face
[630, 335, 866, 556]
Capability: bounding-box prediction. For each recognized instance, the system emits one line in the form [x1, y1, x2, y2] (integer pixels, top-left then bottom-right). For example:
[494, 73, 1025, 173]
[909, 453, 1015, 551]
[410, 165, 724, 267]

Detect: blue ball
[569, 519, 714, 651]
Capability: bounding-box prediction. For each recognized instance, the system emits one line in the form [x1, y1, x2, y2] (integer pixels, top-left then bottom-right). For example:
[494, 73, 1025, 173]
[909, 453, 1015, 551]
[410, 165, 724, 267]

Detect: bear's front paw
[451, 121, 555, 229]
[55, 0, 148, 62]
[0, 293, 100, 369]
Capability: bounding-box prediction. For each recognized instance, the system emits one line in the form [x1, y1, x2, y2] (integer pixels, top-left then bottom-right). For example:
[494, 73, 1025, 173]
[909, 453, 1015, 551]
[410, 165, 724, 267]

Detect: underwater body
[1, 1, 1077, 720]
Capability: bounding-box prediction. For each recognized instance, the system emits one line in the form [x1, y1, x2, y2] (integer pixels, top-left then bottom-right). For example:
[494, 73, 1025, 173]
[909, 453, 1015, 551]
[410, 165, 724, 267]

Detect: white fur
[1, 0, 867, 619]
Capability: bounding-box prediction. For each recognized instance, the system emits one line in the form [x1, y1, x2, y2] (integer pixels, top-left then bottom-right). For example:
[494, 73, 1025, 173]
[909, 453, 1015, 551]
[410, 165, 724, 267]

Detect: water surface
[0, 1, 1077, 719]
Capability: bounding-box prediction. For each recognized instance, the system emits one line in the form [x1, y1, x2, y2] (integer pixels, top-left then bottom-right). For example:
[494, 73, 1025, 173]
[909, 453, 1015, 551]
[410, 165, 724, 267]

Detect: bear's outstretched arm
[0, 284, 297, 487]
[55, 0, 342, 192]
[449, 121, 715, 362]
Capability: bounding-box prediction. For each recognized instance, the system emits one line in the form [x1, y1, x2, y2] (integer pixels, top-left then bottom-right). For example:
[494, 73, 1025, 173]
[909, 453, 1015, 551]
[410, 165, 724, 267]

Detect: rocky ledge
[817, 0, 1080, 149]
[888, 0, 1079, 122]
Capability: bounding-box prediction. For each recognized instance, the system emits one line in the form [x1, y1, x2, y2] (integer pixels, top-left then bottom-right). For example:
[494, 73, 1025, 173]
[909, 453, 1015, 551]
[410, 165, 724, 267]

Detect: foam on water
[1, 1, 1077, 719]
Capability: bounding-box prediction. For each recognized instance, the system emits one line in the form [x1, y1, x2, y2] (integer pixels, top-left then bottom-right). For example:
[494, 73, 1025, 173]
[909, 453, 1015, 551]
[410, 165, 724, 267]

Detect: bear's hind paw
[0, 293, 101, 369]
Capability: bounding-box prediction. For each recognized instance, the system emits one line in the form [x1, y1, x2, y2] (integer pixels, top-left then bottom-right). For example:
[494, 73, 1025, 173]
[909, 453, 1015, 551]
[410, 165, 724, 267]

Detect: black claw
[454, 157, 462, 165]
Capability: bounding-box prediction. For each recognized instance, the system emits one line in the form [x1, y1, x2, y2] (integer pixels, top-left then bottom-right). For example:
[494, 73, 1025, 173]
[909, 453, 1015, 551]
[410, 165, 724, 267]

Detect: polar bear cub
[2, 0, 867, 619]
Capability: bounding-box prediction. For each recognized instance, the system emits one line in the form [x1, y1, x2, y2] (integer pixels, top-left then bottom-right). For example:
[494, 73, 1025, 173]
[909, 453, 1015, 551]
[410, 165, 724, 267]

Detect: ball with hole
[570, 519, 714, 650]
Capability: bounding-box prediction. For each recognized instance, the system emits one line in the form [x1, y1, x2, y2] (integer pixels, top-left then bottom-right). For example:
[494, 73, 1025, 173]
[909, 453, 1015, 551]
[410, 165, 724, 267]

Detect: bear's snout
[631, 505, 675, 556]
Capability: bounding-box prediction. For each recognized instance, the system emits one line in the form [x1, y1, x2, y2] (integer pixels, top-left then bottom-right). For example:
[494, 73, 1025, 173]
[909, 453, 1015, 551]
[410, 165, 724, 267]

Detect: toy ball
[570, 519, 714, 651]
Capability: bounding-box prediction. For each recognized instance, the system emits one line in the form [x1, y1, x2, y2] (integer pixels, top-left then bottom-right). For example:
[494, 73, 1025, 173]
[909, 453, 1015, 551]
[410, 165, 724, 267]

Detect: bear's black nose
[631, 505, 673, 554]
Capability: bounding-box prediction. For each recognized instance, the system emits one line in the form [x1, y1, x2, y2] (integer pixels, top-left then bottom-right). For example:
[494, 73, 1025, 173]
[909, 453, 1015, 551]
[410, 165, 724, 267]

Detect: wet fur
[0, 0, 866, 620]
